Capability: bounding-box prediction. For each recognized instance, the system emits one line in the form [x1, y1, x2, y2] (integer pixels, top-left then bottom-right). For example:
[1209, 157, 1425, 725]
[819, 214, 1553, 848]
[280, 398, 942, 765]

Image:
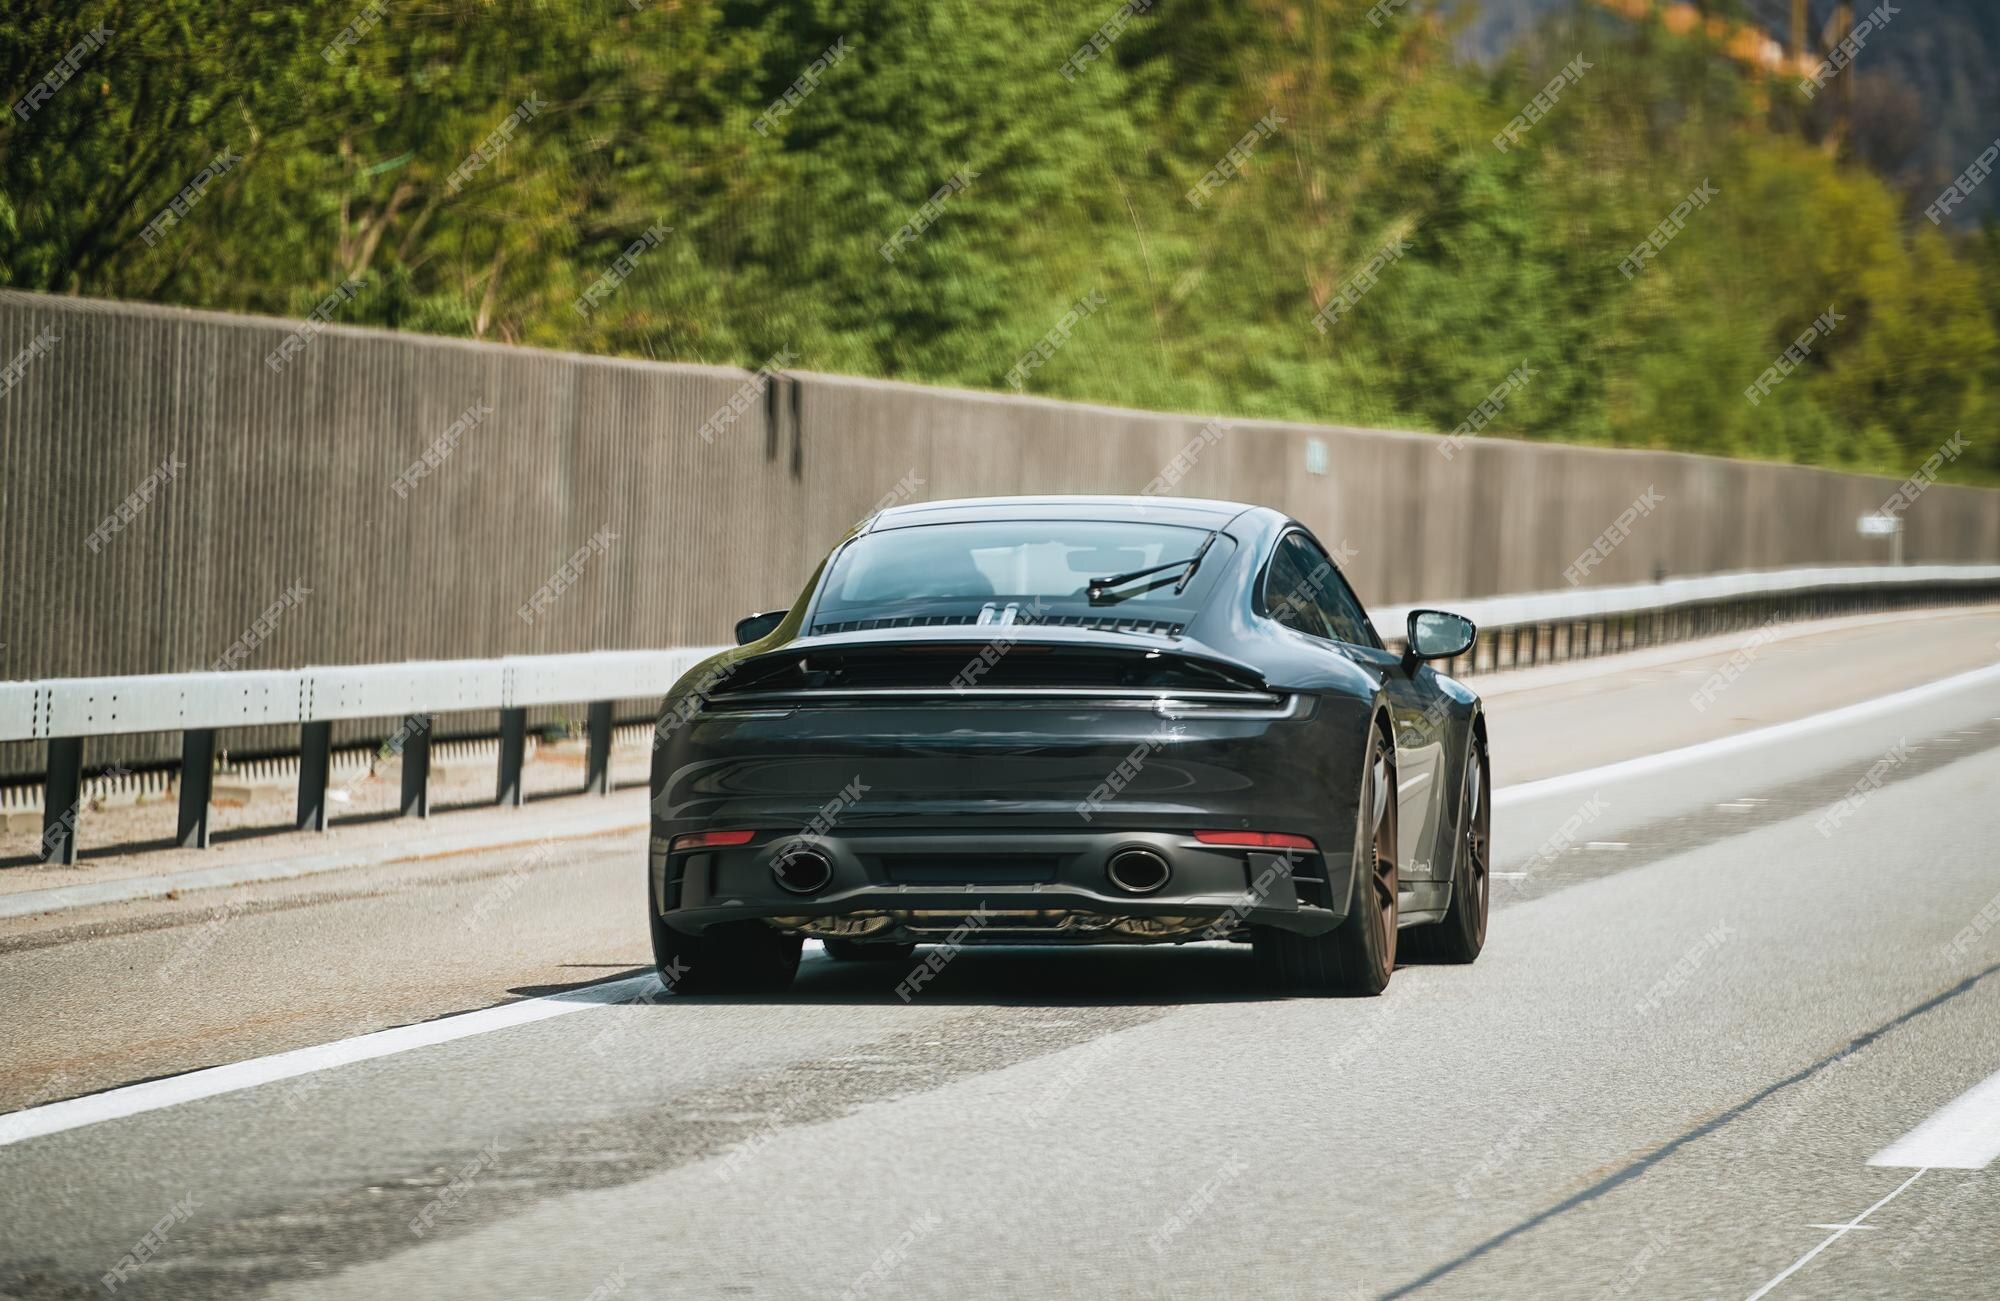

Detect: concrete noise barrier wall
[3, 288, 1995, 773]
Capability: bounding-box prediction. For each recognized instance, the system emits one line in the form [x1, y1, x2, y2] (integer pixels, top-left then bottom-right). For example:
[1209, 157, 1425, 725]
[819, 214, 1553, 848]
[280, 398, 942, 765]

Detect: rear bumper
[648, 687, 1378, 941]
[651, 826, 1352, 939]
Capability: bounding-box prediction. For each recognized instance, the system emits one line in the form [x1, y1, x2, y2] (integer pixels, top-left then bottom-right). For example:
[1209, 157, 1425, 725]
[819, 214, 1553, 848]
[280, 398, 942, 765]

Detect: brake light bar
[1192, 830, 1317, 851]
[669, 830, 756, 852]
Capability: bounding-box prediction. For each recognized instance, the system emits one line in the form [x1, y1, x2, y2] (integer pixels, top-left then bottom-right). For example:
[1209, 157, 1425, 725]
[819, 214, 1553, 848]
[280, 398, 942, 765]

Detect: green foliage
[2, 0, 1993, 481]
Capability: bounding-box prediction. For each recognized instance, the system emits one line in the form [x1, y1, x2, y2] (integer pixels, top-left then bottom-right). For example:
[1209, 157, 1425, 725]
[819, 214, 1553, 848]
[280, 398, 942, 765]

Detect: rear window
[812, 520, 1235, 630]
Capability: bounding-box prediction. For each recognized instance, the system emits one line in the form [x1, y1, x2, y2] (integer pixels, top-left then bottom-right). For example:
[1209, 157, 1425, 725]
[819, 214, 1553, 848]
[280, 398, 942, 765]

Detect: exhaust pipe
[771, 845, 834, 895]
[1107, 848, 1171, 895]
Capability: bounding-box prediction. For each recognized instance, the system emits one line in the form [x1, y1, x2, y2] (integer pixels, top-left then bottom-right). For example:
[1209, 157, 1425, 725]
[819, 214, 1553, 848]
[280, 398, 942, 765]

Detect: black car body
[648, 496, 1489, 995]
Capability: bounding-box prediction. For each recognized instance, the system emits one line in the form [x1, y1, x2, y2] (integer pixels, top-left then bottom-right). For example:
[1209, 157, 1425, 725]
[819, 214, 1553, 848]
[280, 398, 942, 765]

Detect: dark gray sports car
[647, 495, 1488, 996]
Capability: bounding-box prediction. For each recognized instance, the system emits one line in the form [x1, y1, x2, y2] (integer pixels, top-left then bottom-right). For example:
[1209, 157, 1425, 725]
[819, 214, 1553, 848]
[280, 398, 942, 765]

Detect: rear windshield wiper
[1085, 530, 1220, 605]
[1172, 529, 1221, 595]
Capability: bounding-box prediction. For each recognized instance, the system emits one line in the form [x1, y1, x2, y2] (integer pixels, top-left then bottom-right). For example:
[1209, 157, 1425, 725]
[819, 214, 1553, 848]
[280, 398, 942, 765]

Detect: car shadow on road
[514, 943, 1297, 1007]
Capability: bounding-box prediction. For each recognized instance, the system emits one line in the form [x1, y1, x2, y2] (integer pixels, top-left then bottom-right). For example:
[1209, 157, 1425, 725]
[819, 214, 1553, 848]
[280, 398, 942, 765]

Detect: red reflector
[1192, 830, 1317, 851]
[670, 830, 756, 852]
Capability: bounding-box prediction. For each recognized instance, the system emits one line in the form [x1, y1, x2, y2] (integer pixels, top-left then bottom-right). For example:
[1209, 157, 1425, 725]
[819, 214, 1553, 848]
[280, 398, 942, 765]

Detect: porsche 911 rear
[641, 501, 1441, 994]
[648, 632, 1375, 976]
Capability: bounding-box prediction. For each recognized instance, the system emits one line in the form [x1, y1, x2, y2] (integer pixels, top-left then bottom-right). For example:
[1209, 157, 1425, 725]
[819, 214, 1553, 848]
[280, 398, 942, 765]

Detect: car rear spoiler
[711, 625, 1272, 697]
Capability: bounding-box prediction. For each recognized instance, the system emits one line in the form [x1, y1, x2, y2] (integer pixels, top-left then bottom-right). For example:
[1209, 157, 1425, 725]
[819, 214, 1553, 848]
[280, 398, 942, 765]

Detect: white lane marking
[0, 973, 662, 1148]
[1496, 662, 2000, 810]
[1, 947, 833, 1147]
[1869, 1065, 2000, 1170]
[1744, 1169, 1927, 1301]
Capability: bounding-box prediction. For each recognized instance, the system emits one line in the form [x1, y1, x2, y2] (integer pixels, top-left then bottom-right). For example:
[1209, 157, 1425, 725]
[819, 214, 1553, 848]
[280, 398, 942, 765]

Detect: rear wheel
[1403, 735, 1490, 964]
[650, 913, 801, 994]
[1253, 721, 1398, 996]
[822, 938, 918, 963]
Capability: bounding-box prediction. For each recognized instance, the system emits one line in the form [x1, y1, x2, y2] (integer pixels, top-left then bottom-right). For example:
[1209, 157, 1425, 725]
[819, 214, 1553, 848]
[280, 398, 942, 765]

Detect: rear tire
[1253, 721, 1398, 996]
[822, 938, 918, 963]
[650, 913, 801, 994]
[1403, 735, 1489, 965]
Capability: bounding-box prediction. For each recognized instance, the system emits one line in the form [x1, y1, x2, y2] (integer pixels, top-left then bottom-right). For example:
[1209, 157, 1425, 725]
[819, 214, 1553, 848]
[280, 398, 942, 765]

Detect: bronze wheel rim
[1368, 733, 1398, 975]
[1464, 746, 1489, 944]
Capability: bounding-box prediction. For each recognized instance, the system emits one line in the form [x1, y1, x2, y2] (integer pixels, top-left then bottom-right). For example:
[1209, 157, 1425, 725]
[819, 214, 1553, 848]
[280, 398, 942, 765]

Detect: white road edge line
[0, 973, 662, 1148]
[1494, 661, 2000, 809]
[0, 946, 833, 1148]
[1744, 1168, 1928, 1301]
[1869, 1065, 2000, 1170]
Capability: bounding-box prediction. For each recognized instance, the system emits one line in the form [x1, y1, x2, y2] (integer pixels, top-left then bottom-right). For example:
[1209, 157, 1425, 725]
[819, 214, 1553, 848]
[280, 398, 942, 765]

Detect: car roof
[864, 494, 1263, 533]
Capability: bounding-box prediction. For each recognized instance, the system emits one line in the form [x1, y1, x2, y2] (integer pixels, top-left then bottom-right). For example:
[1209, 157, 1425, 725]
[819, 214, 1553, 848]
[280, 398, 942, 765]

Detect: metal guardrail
[1, 648, 724, 865]
[4, 564, 1998, 868]
[1376, 564, 2000, 677]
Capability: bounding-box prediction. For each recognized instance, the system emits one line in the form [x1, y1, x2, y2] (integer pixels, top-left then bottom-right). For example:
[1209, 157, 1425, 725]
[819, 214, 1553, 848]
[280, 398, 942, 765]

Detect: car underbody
[768, 908, 1244, 944]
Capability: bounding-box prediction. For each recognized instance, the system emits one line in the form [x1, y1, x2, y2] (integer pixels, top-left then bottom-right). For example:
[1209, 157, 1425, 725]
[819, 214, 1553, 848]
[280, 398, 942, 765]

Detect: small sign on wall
[1857, 512, 1903, 564]
[1856, 514, 1899, 537]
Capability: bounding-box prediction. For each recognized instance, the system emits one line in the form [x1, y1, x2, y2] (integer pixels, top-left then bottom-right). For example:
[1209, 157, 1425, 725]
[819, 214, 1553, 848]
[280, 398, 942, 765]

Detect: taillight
[670, 829, 756, 852]
[1192, 830, 1317, 851]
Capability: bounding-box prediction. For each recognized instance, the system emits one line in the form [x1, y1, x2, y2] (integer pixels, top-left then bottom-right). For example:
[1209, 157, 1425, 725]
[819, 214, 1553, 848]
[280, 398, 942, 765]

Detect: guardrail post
[41, 737, 84, 866]
[586, 701, 614, 796]
[497, 708, 527, 807]
[297, 721, 333, 831]
[176, 728, 216, 849]
[400, 714, 432, 818]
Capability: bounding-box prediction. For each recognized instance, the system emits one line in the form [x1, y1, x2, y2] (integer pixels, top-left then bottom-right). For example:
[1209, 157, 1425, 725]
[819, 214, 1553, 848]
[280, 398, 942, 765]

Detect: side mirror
[1406, 609, 1476, 662]
[734, 610, 787, 646]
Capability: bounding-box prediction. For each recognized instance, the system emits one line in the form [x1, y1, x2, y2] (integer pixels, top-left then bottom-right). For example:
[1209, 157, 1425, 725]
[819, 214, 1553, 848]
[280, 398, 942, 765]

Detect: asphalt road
[2, 610, 1998, 1300]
